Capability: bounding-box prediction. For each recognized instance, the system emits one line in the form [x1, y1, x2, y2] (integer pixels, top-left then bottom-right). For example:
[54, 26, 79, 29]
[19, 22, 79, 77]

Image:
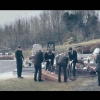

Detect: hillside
[22, 38, 100, 59]
[55, 39, 100, 54]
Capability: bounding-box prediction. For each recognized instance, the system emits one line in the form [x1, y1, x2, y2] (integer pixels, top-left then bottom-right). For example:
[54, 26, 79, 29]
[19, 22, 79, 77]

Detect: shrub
[63, 42, 69, 45]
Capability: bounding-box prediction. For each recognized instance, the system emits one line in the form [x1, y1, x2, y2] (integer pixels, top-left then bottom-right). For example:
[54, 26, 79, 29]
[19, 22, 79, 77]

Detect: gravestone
[32, 44, 43, 55]
[47, 41, 55, 51]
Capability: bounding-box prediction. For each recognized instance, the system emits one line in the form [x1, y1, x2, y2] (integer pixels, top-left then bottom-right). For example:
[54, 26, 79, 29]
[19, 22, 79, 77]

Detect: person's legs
[34, 66, 38, 81]
[73, 63, 76, 77]
[98, 72, 100, 86]
[20, 61, 23, 77]
[63, 66, 67, 82]
[17, 64, 20, 77]
[46, 61, 49, 70]
[51, 60, 54, 72]
[38, 66, 42, 81]
[58, 64, 61, 82]
[69, 64, 72, 77]
[19, 66, 21, 77]
[17, 61, 21, 78]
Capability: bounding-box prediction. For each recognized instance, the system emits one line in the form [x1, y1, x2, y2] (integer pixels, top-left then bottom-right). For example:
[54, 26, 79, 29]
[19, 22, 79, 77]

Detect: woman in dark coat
[95, 51, 100, 86]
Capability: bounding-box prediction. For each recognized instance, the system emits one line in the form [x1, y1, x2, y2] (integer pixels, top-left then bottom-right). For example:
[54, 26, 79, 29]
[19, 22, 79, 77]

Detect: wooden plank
[42, 69, 64, 82]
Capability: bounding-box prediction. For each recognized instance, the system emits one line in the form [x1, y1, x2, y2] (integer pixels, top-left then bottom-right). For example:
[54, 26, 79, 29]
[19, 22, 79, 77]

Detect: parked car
[0, 52, 14, 60]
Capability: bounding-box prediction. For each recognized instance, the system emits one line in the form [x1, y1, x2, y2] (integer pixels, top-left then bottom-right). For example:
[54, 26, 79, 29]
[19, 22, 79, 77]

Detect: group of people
[15, 45, 78, 83]
[15, 45, 100, 86]
[57, 47, 78, 82]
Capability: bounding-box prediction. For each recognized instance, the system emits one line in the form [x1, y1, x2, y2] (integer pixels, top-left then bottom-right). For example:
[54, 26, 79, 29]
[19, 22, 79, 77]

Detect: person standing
[15, 45, 24, 79]
[57, 53, 68, 83]
[68, 47, 78, 78]
[44, 49, 55, 72]
[95, 51, 100, 86]
[34, 50, 44, 82]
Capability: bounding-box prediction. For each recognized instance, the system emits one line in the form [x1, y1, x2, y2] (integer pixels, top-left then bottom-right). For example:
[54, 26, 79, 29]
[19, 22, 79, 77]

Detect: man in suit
[44, 49, 55, 72]
[34, 50, 43, 82]
[68, 47, 78, 78]
[95, 51, 100, 86]
[15, 45, 24, 79]
[57, 53, 68, 83]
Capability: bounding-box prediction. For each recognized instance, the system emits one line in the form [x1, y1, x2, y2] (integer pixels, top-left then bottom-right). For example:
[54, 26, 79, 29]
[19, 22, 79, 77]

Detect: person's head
[48, 49, 52, 54]
[69, 47, 72, 52]
[17, 45, 22, 51]
[39, 50, 42, 52]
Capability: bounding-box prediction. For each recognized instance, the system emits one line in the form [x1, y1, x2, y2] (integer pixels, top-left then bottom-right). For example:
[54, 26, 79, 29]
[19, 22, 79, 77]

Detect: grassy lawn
[55, 38, 100, 53]
[58, 39, 100, 48]
[65, 39, 100, 46]
[0, 76, 96, 91]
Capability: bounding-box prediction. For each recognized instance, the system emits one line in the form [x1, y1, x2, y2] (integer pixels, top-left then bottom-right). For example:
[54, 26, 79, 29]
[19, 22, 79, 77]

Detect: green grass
[0, 77, 95, 91]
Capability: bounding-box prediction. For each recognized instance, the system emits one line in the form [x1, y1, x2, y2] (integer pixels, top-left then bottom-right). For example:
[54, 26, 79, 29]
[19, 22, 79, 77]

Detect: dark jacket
[68, 50, 78, 63]
[34, 50, 43, 67]
[57, 54, 68, 67]
[15, 50, 24, 62]
[95, 54, 100, 72]
[44, 52, 55, 61]
[44, 51, 55, 65]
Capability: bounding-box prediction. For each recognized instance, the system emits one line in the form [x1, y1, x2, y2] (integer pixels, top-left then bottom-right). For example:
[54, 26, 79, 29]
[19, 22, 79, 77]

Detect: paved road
[0, 60, 16, 80]
[0, 60, 16, 73]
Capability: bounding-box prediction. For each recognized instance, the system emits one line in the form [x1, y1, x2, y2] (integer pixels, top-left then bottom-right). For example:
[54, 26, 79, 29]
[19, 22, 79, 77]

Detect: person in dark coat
[57, 53, 68, 83]
[44, 49, 55, 72]
[95, 51, 100, 86]
[15, 45, 24, 79]
[68, 47, 78, 77]
[34, 50, 43, 82]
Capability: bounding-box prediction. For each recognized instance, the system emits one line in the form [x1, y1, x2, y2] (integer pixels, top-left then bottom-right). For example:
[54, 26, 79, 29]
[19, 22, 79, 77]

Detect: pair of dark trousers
[34, 65, 42, 81]
[46, 61, 53, 71]
[58, 64, 67, 82]
[71, 62, 76, 77]
[17, 61, 22, 77]
[46, 61, 50, 70]
[98, 72, 100, 85]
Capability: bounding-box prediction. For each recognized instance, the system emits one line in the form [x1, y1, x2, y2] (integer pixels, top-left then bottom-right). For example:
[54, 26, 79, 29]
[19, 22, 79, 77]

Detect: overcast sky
[0, 10, 100, 27]
[0, 10, 43, 27]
